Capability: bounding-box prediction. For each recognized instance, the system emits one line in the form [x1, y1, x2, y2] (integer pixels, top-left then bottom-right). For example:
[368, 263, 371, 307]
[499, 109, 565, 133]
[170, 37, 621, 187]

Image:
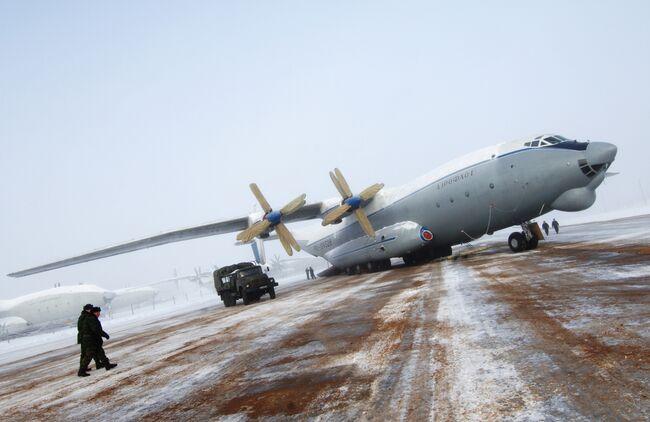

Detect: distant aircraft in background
[0, 285, 156, 334]
[9, 134, 617, 277]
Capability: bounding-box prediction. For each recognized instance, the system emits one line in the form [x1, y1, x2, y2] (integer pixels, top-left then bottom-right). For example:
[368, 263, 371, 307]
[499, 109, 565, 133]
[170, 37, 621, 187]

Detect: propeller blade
[329, 171, 348, 198]
[277, 231, 293, 256]
[236, 219, 271, 243]
[334, 168, 353, 197]
[322, 203, 352, 226]
[249, 183, 272, 213]
[275, 223, 301, 252]
[354, 209, 376, 238]
[359, 183, 384, 201]
[280, 194, 307, 216]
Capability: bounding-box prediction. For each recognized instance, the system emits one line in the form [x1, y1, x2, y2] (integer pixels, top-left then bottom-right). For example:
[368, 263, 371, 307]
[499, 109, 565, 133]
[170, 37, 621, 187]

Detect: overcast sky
[1, 1, 649, 299]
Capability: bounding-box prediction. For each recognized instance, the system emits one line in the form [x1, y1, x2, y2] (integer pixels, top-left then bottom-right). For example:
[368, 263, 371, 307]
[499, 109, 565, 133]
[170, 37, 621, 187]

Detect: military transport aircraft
[9, 134, 617, 277]
[0, 284, 157, 330]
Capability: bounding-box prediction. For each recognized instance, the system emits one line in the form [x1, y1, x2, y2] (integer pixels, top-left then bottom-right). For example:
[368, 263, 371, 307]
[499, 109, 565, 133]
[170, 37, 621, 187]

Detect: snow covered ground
[0, 214, 649, 421]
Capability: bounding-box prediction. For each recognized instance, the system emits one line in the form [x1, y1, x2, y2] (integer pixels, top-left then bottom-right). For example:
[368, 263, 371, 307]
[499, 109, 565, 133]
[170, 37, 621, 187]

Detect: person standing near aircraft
[77, 303, 96, 373]
[552, 219, 560, 234]
[78, 306, 116, 377]
[305, 267, 311, 280]
[309, 267, 316, 279]
[542, 221, 550, 236]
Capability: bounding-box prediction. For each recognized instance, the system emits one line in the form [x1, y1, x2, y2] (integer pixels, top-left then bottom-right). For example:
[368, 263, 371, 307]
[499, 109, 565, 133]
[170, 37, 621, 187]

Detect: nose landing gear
[508, 221, 542, 253]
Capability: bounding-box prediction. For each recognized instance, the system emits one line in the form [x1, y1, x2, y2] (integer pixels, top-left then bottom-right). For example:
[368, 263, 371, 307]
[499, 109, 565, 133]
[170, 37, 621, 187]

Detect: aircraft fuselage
[300, 137, 617, 269]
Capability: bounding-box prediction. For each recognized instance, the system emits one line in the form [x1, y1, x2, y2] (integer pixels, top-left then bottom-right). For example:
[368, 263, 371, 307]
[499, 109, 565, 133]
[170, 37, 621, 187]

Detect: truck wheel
[242, 291, 250, 305]
[269, 287, 276, 299]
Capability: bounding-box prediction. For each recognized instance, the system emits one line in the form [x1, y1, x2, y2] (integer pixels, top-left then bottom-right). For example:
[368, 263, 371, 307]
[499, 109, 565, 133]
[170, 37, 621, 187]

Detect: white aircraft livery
[9, 134, 617, 277]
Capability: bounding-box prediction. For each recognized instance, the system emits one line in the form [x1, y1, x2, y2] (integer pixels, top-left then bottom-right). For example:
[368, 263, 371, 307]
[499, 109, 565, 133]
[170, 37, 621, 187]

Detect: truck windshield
[239, 267, 263, 278]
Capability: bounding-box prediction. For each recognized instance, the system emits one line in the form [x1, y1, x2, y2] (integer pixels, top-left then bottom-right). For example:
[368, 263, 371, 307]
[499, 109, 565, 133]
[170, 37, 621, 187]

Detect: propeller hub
[265, 210, 283, 225]
[344, 195, 362, 209]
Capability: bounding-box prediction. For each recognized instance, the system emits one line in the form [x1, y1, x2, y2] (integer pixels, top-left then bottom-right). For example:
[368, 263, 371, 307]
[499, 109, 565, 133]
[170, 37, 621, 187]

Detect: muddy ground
[1, 216, 649, 421]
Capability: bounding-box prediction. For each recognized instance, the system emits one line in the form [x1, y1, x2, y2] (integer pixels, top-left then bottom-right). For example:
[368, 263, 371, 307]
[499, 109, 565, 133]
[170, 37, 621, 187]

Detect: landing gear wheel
[269, 287, 276, 299]
[526, 235, 539, 250]
[508, 232, 527, 253]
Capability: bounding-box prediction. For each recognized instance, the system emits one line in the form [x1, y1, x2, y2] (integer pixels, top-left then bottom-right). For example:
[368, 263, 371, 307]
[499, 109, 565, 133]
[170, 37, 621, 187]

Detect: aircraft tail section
[250, 238, 267, 265]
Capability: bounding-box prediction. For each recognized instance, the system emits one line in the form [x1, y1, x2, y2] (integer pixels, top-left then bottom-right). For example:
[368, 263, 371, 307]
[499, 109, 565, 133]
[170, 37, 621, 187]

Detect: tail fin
[250, 239, 266, 265]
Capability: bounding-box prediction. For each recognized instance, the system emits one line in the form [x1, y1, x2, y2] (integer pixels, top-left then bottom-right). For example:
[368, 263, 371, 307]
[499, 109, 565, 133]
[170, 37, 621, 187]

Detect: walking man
[79, 306, 117, 377]
[77, 303, 97, 373]
[309, 266, 316, 279]
[552, 218, 560, 234]
[542, 221, 550, 236]
[305, 267, 311, 280]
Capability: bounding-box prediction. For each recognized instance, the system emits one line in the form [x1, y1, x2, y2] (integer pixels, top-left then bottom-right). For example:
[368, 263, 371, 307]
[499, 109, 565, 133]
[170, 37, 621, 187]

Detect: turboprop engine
[322, 168, 384, 237]
[236, 183, 306, 256]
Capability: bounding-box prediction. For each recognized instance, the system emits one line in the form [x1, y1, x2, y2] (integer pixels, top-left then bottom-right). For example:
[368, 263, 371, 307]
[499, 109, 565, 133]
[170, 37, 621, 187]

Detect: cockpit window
[531, 140, 540, 147]
[524, 141, 531, 147]
[543, 136, 562, 144]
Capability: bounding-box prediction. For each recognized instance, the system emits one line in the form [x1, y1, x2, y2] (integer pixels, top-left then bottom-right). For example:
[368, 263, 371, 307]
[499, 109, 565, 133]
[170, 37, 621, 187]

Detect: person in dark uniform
[309, 267, 316, 279]
[552, 218, 560, 234]
[542, 221, 550, 236]
[305, 267, 311, 280]
[78, 306, 117, 377]
[77, 303, 98, 373]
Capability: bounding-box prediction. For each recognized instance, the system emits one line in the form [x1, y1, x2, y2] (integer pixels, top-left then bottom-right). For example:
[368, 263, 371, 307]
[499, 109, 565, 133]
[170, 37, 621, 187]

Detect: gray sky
[1, 1, 649, 299]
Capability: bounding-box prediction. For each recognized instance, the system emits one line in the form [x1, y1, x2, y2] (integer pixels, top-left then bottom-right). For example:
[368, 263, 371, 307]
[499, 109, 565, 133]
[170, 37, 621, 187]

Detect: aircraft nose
[586, 142, 617, 166]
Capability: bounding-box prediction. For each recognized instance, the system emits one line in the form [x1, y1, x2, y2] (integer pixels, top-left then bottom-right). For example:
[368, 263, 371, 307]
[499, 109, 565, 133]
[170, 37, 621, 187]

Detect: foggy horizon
[2, 1, 649, 299]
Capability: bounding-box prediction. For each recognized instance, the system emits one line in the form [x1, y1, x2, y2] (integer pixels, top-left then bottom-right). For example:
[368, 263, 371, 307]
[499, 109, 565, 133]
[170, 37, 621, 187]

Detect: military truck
[213, 262, 278, 307]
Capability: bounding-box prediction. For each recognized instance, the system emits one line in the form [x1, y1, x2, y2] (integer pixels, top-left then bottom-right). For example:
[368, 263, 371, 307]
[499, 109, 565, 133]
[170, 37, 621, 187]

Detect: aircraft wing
[8, 217, 249, 277]
[280, 202, 324, 223]
[8, 202, 326, 278]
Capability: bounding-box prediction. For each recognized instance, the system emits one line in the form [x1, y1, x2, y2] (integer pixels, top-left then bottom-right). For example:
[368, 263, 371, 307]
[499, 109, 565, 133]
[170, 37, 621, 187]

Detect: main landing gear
[402, 245, 453, 266]
[508, 222, 541, 253]
[344, 259, 392, 275]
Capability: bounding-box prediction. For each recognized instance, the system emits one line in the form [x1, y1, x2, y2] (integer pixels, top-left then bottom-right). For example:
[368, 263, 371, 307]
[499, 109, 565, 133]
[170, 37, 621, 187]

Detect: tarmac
[1, 215, 649, 421]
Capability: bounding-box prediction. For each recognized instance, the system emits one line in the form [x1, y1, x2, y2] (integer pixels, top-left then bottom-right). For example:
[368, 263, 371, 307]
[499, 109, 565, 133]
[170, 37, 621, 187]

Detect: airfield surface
[1, 215, 649, 421]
